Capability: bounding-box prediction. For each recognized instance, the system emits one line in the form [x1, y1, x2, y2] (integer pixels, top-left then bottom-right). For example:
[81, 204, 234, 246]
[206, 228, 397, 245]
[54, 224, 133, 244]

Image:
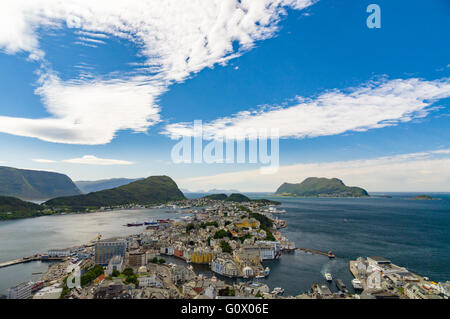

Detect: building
[7, 282, 32, 299]
[211, 256, 239, 277]
[128, 251, 146, 267]
[190, 248, 214, 264]
[138, 275, 162, 288]
[171, 265, 192, 284]
[106, 255, 124, 276]
[254, 241, 281, 260]
[366, 271, 382, 290]
[33, 284, 63, 299]
[438, 281, 450, 298]
[48, 249, 71, 257]
[95, 239, 127, 266]
[367, 256, 391, 266]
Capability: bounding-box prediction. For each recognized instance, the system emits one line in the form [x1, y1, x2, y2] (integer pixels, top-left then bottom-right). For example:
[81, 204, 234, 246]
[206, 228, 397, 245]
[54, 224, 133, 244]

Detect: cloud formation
[164, 78, 450, 140]
[0, 0, 315, 144]
[62, 155, 134, 165]
[178, 149, 450, 192]
[32, 158, 57, 163]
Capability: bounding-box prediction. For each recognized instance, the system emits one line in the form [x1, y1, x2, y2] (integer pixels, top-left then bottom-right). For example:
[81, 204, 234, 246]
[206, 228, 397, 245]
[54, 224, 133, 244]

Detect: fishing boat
[324, 273, 332, 282]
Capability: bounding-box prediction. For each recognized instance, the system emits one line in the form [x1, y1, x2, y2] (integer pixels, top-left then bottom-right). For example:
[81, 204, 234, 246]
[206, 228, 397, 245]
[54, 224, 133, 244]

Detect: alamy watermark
[366, 4, 381, 29]
[170, 120, 280, 174]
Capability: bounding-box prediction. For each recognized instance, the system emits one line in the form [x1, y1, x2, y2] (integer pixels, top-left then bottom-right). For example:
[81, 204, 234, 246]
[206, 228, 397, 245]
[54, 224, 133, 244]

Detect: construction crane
[90, 234, 102, 265]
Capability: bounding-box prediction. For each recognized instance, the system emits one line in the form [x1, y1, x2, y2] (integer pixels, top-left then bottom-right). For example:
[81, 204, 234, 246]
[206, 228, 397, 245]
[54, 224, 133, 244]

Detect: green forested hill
[276, 177, 369, 197]
[75, 178, 141, 193]
[0, 195, 49, 220]
[0, 166, 81, 200]
[45, 175, 185, 209]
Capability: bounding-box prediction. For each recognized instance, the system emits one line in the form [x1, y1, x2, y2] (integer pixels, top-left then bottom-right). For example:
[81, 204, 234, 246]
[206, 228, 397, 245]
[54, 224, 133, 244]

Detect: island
[275, 177, 369, 198]
[409, 195, 433, 200]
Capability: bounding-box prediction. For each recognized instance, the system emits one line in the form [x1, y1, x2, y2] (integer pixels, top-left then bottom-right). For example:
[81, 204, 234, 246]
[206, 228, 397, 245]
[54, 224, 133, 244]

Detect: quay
[295, 247, 336, 258]
[0, 255, 65, 269]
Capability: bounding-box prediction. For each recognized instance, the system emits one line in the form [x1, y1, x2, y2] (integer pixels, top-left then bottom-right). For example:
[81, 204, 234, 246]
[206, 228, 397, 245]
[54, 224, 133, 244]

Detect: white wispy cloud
[62, 155, 134, 165]
[178, 149, 450, 192]
[32, 158, 57, 163]
[164, 77, 450, 140]
[0, 0, 316, 145]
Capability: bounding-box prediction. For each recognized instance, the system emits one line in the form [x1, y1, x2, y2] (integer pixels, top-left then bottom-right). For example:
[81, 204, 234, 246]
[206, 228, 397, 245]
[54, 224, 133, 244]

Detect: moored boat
[324, 273, 332, 282]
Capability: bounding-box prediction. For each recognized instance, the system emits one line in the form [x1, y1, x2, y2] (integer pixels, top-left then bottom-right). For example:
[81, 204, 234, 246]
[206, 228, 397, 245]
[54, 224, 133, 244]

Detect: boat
[263, 267, 270, 276]
[324, 273, 332, 282]
[351, 278, 363, 291]
[126, 222, 143, 227]
[272, 287, 284, 295]
[335, 279, 348, 293]
[327, 250, 336, 258]
[255, 275, 265, 279]
[144, 220, 158, 226]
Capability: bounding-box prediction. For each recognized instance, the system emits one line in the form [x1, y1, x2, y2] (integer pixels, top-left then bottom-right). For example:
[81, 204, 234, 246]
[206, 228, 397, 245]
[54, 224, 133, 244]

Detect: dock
[295, 247, 336, 258]
[0, 255, 65, 269]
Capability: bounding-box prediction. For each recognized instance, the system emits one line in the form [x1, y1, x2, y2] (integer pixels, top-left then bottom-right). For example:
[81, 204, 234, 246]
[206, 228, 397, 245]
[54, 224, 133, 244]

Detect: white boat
[272, 287, 284, 295]
[264, 267, 270, 276]
[351, 278, 363, 290]
[324, 273, 332, 282]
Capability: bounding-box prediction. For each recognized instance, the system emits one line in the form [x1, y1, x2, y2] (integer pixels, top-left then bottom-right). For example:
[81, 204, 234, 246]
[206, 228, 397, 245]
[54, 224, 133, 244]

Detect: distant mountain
[0, 166, 81, 200]
[0, 195, 46, 220]
[276, 177, 369, 197]
[45, 175, 185, 209]
[75, 178, 141, 193]
[207, 189, 240, 194]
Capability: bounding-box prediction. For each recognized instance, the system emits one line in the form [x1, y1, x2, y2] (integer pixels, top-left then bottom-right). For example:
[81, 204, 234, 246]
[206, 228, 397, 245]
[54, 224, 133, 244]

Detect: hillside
[203, 194, 228, 200]
[75, 178, 141, 193]
[0, 196, 48, 220]
[0, 166, 81, 200]
[276, 177, 369, 197]
[44, 176, 185, 209]
[225, 193, 251, 202]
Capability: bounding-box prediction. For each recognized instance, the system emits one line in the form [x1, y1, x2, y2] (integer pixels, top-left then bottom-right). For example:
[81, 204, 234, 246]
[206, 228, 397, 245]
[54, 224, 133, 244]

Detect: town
[2, 197, 449, 300]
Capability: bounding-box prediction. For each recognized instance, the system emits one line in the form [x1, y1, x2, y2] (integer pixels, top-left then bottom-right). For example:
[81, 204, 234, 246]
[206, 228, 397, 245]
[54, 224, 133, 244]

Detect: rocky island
[275, 177, 369, 198]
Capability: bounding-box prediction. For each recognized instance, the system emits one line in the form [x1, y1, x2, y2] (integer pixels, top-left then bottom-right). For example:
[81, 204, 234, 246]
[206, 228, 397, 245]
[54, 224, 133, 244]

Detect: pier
[0, 255, 65, 269]
[295, 247, 336, 258]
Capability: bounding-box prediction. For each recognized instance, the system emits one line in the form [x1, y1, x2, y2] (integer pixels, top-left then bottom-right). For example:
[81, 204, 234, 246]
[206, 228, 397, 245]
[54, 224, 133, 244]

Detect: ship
[126, 222, 143, 227]
[351, 278, 363, 291]
[144, 220, 158, 226]
[335, 279, 348, 293]
[324, 273, 332, 282]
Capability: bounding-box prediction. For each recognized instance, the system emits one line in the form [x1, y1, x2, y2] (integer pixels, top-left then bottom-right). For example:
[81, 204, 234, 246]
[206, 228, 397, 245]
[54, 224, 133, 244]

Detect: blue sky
[0, 0, 449, 192]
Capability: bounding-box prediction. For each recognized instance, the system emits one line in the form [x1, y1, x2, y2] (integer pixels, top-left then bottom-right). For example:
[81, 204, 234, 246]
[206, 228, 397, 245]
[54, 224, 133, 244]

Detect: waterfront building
[254, 241, 281, 260]
[190, 248, 214, 264]
[171, 265, 192, 284]
[48, 248, 71, 257]
[106, 255, 124, 276]
[138, 275, 162, 288]
[367, 256, 391, 266]
[7, 282, 32, 299]
[95, 239, 127, 266]
[211, 256, 239, 277]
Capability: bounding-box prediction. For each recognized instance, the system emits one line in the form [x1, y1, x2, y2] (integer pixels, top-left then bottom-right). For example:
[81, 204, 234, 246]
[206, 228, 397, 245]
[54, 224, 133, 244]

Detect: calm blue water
[0, 193, 449, 296]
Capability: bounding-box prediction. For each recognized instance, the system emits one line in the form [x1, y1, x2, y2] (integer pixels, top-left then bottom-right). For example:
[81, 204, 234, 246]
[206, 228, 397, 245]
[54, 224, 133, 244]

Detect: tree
[111, 269, 120, 277]
[158, 258, 166, 264]
[151, 257, 159, 263]
[220, 240, 232, 253]
[122, 267, 134, 277]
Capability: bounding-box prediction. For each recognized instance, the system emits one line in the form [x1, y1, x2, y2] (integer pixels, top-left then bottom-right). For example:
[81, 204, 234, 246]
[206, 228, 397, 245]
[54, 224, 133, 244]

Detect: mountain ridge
[0, 166, 81, 200]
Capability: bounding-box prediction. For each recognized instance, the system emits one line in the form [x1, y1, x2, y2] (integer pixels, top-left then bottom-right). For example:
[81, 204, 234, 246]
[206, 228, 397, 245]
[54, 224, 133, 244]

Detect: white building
[7, 282, 32, 299]
[48, 249, 71, 257]
[106, 255, 124, 276]
[438, 281, 450, 298]
[366, 271, 382, 290]
[254, 241, 281, 260]
[138, 275, 162, 288]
